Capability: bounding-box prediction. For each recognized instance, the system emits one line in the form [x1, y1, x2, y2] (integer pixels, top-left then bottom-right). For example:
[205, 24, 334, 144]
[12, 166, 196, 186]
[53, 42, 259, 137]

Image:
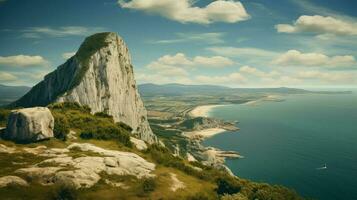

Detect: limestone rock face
[0, 176, 28, 188]
[15, 143, 156, 189]
[4, 107, 54, 142]
[10, 32, 156, 143]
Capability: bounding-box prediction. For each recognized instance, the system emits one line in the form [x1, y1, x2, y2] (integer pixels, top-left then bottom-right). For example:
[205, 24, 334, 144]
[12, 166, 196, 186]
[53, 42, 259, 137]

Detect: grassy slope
[0, 104, 305, 200]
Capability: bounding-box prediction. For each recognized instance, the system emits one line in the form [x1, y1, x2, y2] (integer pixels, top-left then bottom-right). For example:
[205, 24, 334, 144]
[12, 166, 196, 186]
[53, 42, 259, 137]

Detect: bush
[48, 102, 91, 113]
[186, 192, 213, 200]
[141, 178, 156, 193]
[80, 126, 132, 147]
[216, 177, 242, 195]
[0, 109, 10, 126]
[116, 121, 133, 132]
[50, 184, 78, 200]
[94, 112, 112, 118]
[53, 114, 70, 141]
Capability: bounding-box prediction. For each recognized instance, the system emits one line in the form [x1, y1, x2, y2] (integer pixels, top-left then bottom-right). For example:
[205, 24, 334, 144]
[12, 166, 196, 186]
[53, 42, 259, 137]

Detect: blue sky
[0, 0, 357, 88]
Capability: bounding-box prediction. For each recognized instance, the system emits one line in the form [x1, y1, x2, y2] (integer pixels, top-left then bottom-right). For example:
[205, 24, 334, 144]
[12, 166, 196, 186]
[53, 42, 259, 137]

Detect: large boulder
[4, 107, 54, 143]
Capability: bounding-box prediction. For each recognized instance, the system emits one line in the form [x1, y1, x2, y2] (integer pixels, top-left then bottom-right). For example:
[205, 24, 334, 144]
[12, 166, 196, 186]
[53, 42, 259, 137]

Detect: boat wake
[316, 164, 327, 170]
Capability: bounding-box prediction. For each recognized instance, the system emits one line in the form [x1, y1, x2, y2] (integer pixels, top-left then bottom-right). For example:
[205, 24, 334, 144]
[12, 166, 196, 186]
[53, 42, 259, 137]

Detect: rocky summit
[10, 32, 156, 143]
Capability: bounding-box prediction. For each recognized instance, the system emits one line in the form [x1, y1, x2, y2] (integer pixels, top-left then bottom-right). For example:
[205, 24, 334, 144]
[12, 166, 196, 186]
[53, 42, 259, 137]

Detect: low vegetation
[0, 108, 10, 127]
[49, 102, 132, 147]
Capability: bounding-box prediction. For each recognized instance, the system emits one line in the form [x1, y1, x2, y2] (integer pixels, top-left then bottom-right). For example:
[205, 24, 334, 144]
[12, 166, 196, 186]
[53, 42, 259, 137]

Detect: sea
[203, 91, 357, 200]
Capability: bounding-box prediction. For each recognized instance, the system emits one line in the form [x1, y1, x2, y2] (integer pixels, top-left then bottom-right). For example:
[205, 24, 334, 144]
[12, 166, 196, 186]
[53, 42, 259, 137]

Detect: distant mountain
[138, 83, 232, 96]
[139, 83, 311, 96]
[138, 83, 351, 97]
[0, 84, 31, 106]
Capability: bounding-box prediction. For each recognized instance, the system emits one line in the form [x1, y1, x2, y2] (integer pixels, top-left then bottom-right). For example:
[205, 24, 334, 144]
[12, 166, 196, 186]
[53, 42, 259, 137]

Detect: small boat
[316, 163, 327, 170]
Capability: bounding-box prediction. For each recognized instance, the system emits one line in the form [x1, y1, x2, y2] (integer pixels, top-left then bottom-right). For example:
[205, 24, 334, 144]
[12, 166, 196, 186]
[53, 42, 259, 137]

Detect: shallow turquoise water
[203, 92, 357, 200]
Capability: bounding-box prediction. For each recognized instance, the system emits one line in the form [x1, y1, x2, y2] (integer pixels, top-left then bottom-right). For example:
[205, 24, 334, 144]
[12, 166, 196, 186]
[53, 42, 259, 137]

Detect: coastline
[189, 104, 227, 118]
[186, 104, 242, 175]
[183, 128, 226, 140]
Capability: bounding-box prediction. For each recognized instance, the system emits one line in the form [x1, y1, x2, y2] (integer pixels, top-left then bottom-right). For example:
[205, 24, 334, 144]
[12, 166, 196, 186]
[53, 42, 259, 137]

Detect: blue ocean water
[203, 92, 357, 200]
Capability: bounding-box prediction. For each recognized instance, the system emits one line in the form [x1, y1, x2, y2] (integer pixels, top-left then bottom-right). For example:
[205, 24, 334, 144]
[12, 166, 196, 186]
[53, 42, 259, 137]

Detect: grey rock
[4, 107, 54, 143]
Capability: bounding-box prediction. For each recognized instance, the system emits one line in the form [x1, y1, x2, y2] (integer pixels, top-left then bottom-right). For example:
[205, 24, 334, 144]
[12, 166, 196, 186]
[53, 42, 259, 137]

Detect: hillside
[0, 103, 304, 200]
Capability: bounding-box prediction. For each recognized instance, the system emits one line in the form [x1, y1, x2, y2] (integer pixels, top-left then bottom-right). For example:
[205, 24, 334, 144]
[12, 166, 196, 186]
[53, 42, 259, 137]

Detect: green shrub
[48, 102, 91, 113]
[80, 126, 132, 147]
[216, 176, 242, 195]
[94, 112, 112, 118]
[53, 114, 70, 141]
[0, 109, 10, 126]
[116, 121, 133, 132]
[185, 192, 216, 200]
[141, 178, 156, 193]
[50, 184, 78, 200]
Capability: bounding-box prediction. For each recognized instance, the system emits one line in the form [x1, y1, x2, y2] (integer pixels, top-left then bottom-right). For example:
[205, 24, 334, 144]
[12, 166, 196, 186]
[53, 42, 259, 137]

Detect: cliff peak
[10, 32, 157, 143]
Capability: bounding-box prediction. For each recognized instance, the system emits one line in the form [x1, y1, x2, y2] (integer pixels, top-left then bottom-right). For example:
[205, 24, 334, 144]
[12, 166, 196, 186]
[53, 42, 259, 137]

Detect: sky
[0, 0, 357, 88]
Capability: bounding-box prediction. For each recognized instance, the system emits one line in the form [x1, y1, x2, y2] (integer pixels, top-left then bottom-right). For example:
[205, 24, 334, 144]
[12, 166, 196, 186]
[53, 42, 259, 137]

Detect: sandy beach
[183, 128, 226, 139]
[189, 105, 226, 118]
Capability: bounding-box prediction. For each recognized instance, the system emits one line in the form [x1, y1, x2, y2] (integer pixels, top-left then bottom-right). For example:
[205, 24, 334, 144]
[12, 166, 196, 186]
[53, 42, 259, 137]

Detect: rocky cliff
[10, 32, 156, 143]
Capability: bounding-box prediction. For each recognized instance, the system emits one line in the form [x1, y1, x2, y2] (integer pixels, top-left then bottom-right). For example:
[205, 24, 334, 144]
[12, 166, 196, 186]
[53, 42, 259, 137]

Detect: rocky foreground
[0, 142, 155, 189]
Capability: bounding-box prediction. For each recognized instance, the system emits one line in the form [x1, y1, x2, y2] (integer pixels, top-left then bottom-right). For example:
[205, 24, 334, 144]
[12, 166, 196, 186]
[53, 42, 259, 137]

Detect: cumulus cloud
[272, 50, 356, 68]
[239, 65, 280, 78]
[151, 32, 225, 44]
[0, 72, 17, 81]
[118, 0, 250, 24]
[275, 15, 357, 36]
[62, 52, 76, 59]
[149, 53, 234, 69]
[21, 26, 105, 38]
[207, 46, 278, 58]
[0, 55, 49, 67]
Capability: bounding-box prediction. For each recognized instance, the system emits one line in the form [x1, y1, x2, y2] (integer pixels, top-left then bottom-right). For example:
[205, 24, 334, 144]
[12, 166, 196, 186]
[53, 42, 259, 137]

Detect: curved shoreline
[189, 104, 227, 118]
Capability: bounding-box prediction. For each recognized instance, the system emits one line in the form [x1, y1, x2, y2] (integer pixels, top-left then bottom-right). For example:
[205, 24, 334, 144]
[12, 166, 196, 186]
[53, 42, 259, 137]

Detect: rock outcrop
[4, 107, 54, 143]
[15, 143, 156, 188]
[10, 32, 156, 143]
[0, 176, 28, 188]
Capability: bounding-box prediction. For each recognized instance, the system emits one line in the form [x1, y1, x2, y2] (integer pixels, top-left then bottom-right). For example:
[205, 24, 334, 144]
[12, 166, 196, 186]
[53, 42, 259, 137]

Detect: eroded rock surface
[0, 176, 28, 188]
[4, 107, 54, 143]
[14, 143, 155, 188]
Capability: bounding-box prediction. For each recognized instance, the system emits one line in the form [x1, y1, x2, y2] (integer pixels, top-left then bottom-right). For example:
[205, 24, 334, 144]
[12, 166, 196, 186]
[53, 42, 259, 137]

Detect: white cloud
[22, 26, 105, 38]
[0, 72, 17, 81]
[207, 46, 278, 58]
[193, 56, 234, 67]
[272, 50, 356, 68]
[239, 65, 280, 78]
[149, 53, 234, 69]
[151, 32, 225, 44]
[154, 53, 194, 66]
[0, 55, 49, 67]
[275, 15, 357, 36]
[118, 0, 250, 24]
[62, 52, 76, 59]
